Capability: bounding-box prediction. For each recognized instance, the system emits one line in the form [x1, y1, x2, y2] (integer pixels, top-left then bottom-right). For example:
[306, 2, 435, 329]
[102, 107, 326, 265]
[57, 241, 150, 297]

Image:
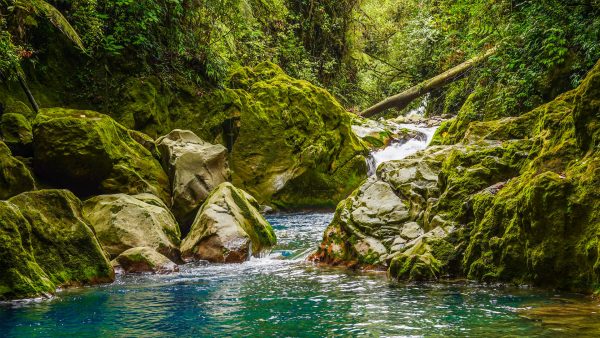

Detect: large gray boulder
[180, 182, 276, 263]
[83, 193, 181, 262]
[157, 129, 229, 233]
[312, 146, 456, 268]
[112, 247, 178, 274]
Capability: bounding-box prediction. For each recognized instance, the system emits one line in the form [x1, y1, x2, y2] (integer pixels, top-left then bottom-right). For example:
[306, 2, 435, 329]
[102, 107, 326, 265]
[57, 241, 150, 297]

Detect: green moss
[0, 190, 114, 300]
[0, 113, 33, 156]
[32, 108, 169, 203]
[9, 190, 114, 287]
[222, 62, 368, 207]
[458, 60, 600, 292]
[0, 141, 35, 200]
[0, 201, 54, 300]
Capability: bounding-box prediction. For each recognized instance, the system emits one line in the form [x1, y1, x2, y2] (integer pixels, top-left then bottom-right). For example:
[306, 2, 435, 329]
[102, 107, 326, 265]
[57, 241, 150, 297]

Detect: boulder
[32, 108, 170, 203]
[0, 141, 35, 200]
[157, 129, 229, 231]
[0, 201, 55, 300]
[0, 113, 33, 156]
[181, 182, 276, 263]
[112, 247, 178, 274]
[0, 190, 114, 300]
[83, 193, 181, 262]
[312, 146, 453, 267]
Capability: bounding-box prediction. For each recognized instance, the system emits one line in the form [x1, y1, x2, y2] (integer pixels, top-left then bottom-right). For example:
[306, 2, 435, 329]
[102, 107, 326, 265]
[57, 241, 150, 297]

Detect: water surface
[1, 212, 599, 337]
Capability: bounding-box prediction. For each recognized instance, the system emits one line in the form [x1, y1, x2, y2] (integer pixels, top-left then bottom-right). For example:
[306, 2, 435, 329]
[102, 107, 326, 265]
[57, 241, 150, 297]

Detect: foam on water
[368, 122, 438, 175]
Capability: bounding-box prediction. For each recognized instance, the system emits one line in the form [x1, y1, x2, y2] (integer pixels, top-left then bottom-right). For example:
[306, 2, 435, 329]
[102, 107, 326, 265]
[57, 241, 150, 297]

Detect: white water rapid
[367, 122, 438, 176]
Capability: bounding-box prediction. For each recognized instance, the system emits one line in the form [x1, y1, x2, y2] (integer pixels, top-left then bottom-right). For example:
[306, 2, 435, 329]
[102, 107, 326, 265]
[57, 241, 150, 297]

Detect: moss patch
[32, 108, 169, 203]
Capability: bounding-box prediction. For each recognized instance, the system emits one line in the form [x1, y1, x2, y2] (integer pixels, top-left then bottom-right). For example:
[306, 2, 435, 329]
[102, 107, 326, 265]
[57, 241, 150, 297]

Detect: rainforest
[1, 0, 600, 336]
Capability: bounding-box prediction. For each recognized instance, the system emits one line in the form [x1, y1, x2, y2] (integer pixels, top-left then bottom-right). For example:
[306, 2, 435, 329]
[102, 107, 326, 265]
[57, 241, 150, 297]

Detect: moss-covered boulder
[460, 60, 600, 293]
[223, 63, 369, 208]
[32, 108, 170, 203]
[181, 182, 276, 263]
[157, 129, 229, 232]
[0, 113, 33, 156]
[83, 193, 181, 262]
[311, 146, 457, 270]
[112, 247, 178, 274]
[0, 201, 55, 300]
[113, 63, 368, 208]
[0, 141, 35, 200]
[0, 190, 114, 300]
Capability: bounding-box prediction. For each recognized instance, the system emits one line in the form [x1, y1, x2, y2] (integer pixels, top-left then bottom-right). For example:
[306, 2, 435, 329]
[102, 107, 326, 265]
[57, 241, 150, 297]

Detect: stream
[1, 124, 599, 337]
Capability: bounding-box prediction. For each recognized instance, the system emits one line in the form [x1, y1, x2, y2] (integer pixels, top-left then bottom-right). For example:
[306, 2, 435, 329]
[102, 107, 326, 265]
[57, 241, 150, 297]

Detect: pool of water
[1, 212, 599, 337]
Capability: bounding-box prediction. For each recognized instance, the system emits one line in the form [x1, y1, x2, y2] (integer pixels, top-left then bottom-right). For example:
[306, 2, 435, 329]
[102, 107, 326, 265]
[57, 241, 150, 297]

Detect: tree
[361, 47, 497, 118]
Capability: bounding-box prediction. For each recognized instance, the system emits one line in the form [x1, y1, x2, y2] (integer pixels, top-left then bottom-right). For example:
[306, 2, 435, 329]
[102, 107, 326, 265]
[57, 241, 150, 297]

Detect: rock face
[312, 146, 463, 273]
[32, 108, 170, 203]
[106, 63, 368, 208]
[112, 247, 178, 274]
[157, 129, 229, 231]
[0, 190, 114, 300]
[83, 193, 181, 262]
[0, 141, 35, 200]
[315, 60, 600, 293]
[351, 116, 425, 150]
[224, 63, 369, 208]
[0, 113, 33, 156]
[181, 182, 276, 263]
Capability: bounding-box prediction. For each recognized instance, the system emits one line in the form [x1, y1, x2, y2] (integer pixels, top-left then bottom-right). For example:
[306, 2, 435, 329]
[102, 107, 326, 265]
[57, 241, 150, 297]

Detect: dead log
[360, 47, 497, 118]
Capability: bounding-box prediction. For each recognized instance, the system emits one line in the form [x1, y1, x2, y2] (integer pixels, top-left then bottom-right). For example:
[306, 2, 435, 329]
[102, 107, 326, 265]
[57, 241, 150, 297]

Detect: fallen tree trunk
[360, 47, 497, 118]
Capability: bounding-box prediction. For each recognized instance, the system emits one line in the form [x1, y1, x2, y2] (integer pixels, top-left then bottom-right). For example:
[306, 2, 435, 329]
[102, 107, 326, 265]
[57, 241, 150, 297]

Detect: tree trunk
[16, 71, 39, 113]
[360, 47, 497, 118]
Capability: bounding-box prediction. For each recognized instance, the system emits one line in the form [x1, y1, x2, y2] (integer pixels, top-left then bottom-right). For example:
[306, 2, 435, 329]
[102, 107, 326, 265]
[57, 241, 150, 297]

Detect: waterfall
[366, 123, 437, 176]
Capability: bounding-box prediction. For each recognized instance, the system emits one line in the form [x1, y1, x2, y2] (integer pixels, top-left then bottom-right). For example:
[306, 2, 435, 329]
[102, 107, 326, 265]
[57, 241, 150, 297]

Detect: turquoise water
[1, 212, 599, 337]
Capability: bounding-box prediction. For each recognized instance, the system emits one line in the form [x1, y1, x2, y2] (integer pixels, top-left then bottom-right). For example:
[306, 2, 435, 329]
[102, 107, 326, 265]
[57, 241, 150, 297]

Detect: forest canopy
[1, 0, 599, 117]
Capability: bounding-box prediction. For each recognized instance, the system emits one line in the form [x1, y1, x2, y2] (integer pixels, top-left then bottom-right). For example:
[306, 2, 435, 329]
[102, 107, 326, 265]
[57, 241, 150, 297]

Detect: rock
[115, 63, 368, 208]
[315, 60, 600, 293]
[32, 108, 170, 203]
[128, 129, 161, 160]
[157, 129, 229, 231]
[0, 141, 35, 200]
[312, 146, 453, 267]
[0, 99, 34, 119]
[0, 113, 33, 156]
[181, 182, 276, 263]
[0, 190, 114, 300]
[213, 63, 369, 208]
[83, 193, 181, 262]
[0, 201, 55, 300]
[112, 247, 178, 274]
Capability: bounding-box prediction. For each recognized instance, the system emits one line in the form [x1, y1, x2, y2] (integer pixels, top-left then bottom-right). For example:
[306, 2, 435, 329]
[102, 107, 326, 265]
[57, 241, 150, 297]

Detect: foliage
[353, 0, 600, 116]
[0, 0, 84, 77]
